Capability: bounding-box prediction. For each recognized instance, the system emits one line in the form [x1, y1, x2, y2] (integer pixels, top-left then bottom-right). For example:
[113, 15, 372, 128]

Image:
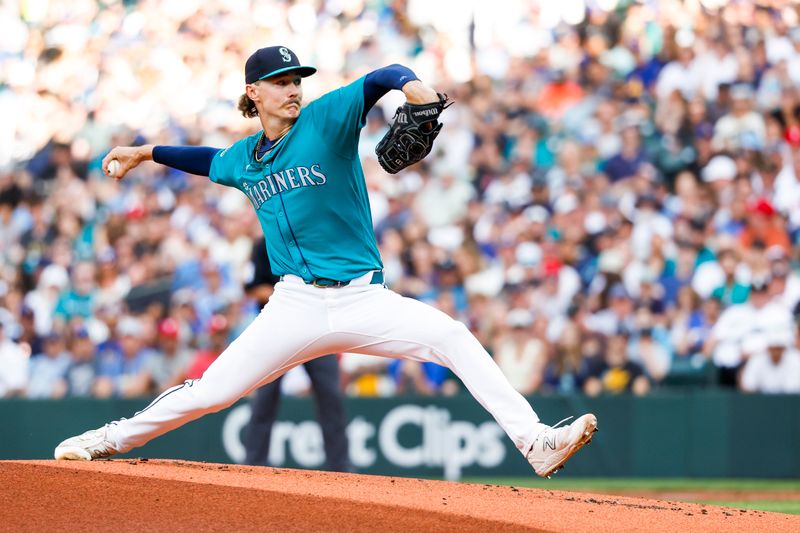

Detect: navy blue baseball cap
[245, 46, 316, 84]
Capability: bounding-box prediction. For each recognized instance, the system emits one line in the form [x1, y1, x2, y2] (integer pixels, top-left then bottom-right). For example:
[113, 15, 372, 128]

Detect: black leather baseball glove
[375, 93, 452, 174]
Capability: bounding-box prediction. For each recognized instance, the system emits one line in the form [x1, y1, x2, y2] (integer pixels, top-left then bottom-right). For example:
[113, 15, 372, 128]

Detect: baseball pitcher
[54, 46, 596, 478]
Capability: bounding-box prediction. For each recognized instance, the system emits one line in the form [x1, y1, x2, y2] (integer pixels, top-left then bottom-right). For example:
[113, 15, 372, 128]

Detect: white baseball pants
[108, 272, 546, 455]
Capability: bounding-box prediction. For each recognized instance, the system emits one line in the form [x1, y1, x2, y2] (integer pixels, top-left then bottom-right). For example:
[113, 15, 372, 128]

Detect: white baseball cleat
[527, 413, 598, 478]
[54, 425, 118, 461]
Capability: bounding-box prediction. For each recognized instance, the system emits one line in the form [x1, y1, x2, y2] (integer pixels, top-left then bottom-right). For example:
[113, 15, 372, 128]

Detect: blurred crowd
[3, 0, 800, 401]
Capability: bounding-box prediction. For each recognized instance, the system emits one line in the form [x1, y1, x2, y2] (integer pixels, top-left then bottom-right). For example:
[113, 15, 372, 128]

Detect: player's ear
[245, 83, 260, 101]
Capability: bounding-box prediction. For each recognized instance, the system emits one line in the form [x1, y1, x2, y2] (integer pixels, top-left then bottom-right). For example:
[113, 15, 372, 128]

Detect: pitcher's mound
[2, 460, 798, 532]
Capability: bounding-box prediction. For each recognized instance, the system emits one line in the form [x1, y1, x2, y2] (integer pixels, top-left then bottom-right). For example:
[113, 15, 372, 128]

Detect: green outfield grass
[462, 477, 800, 491]
[461, 478, 800, 515]
[698, 501, 800, 515]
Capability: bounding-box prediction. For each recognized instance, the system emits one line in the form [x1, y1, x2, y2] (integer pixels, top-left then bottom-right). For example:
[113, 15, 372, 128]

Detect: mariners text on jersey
[243, 164, 328, 209]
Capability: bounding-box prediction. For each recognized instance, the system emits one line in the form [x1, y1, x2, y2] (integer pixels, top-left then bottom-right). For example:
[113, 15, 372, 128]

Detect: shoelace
[543, 416, 574, 444]
[551, 416, 574, 430]
[85, 425, 117, 457]
[529, 415, 575, 454]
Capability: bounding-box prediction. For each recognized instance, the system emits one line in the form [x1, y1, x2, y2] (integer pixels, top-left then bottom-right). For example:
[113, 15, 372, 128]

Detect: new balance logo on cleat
[527, 414, 598, 478]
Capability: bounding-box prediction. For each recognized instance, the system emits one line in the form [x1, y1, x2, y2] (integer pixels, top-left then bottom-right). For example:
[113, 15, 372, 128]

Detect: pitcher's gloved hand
[375, 93, 452, 174]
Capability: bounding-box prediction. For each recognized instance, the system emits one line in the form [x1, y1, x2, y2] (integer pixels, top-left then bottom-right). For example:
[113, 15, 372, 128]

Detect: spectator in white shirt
[740, 329, 800, 394]
[697, 36, 739, 101]
[712, 84, 766, 152]
[786, 28, 800, 87]
[704, 276, 793, 386]
[493, 309, 546, 395]
[413, 171, 475, 228]
[23, 264, 69, 336]
[655, 41, 703, 102]
[0, 321, 28, 397]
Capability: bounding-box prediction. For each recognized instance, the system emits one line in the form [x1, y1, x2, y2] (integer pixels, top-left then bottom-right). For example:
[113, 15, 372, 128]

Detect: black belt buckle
[312, 278, 348, 288]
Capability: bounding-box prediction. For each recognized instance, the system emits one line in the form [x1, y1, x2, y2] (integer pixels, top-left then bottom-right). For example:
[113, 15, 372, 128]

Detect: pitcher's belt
[280, 270, 384, 288]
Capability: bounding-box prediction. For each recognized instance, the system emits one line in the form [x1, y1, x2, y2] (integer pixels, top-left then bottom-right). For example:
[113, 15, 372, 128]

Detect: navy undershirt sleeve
[152, 145, 221, 177]
[154, 67, 417, 171]
[362, 64, 418, 122]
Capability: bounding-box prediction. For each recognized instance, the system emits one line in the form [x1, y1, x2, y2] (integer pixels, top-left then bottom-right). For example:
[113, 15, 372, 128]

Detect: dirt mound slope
[2, 460, 798, 532]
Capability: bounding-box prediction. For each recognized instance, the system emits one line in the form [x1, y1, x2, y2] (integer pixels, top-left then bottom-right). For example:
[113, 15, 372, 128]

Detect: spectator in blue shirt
[65, 326, 97, 397]
[27, 333, 71, 399]
[94, 316, 155, 398]
[602, 123, 649, 182]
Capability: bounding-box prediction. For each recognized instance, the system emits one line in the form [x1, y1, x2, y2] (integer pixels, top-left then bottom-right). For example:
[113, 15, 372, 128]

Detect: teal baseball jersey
[209, 76, 382, 282]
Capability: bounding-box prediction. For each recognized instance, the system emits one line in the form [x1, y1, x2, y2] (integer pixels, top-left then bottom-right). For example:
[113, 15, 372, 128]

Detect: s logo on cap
[244, 46, 317, 84]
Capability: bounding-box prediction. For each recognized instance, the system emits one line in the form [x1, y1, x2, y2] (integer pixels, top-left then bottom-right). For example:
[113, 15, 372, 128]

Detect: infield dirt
[2, 460, 799, 532]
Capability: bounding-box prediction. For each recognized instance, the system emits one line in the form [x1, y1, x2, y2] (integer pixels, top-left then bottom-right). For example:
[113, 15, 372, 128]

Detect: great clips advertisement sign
[221, 398, 526, 480]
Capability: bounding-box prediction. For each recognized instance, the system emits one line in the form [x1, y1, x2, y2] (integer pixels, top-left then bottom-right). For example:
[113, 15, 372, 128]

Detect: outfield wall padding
[1, 391, 797, 478]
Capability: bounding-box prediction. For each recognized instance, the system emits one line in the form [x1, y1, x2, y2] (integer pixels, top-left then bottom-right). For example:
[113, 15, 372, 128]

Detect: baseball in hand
[107, 159, 120, 178]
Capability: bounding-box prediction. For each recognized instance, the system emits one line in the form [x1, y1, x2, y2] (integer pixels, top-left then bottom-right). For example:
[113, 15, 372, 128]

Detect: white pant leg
[331, 286, 546, 454]
[109, 282, 331, 453]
